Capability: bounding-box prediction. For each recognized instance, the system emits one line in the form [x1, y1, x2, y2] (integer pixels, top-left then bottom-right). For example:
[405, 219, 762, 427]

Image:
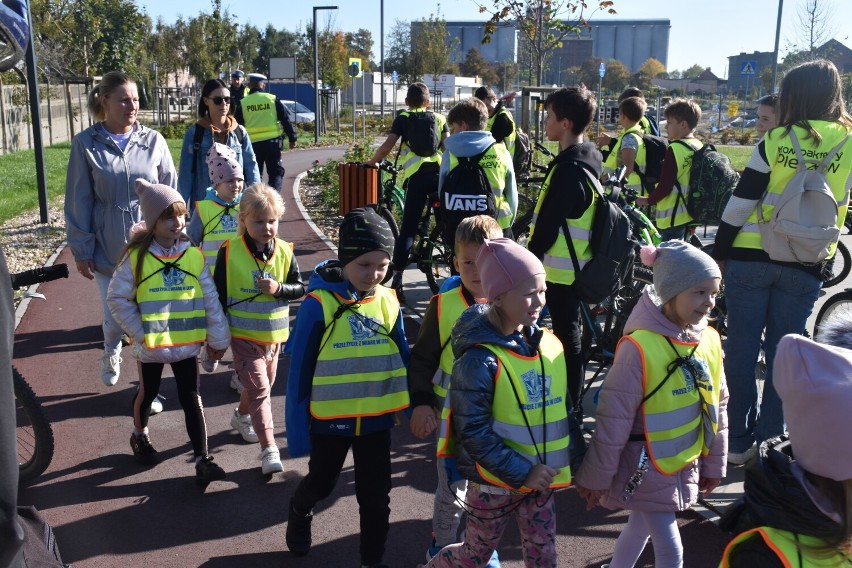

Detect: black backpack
[673, 140, 740, 225]
[440, 145, 497, 236]
[513, 128, 532, 177]
[403, 111, 440, 157]
[635, 133, 669, 194]
[563, 165, 636, 304]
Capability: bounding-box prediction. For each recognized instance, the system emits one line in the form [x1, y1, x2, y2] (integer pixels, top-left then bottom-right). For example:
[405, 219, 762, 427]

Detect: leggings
[232, 338, 280, 449]
[133, 357, 208, 457]
[610, 510, 682, 568]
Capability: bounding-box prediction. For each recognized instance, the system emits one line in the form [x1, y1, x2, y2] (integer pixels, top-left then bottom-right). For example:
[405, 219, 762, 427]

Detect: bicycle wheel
[14, 367, 54, 482]
[823, 240, 851, 288]
[368, 203, 400, 241]
[420, 226, 454, 294]
[511, 210, 533, 247]
[814, 289, 852, 339]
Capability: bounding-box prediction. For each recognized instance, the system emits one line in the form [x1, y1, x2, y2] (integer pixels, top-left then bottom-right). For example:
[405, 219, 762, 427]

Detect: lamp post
[380, 0, 385, 121]
[771, 0, 783, 93]
[314, 5, 338, 144]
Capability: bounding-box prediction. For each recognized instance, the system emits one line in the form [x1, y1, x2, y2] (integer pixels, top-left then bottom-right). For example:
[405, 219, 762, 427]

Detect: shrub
[157, 120, 191, 140]
[307, 137, 377, 212]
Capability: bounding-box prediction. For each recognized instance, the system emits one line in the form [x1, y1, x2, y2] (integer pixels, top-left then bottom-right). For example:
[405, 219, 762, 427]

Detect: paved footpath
[13, 145, 732, 567]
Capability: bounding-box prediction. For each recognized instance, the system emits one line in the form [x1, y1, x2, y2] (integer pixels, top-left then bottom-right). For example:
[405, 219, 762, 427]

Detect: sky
[140, 0, 852, 78]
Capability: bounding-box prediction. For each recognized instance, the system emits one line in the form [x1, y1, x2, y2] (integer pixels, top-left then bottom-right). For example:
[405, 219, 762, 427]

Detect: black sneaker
[286, 499, 313, 556]
[130, 433, 161, 465]
[389, 276, 406, 303]
[195, 455, 226, 485]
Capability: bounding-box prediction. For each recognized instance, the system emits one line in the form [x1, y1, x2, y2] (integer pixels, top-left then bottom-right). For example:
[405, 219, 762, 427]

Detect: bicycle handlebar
[534, 141, 554, 158]
[376, 160, 400, 175]
[10, 264, 69, 290]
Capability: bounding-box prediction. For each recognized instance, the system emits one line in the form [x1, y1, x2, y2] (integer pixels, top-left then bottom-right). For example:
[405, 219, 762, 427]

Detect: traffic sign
[348, 57, 363, 78]
[740, 61, 757, 76]
[727, 102, 739, 117]
[391, 70, 398, 84]
[599, 62, 606, 78]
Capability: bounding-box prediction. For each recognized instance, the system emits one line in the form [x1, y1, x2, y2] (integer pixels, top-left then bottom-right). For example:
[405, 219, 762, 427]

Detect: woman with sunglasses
[179, 79, 260, 214]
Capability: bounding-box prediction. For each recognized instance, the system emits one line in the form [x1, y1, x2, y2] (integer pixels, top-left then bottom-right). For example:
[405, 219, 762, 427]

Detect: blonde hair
[125, 201, 189, 284]
[455, 215, 502, 248]
[238, 183, 285, 236]
[89, 71, 135, 121]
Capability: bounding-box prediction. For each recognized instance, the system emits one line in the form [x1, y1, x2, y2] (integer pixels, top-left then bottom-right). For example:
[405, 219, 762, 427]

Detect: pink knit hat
[475, 238, 545, 301]
[135, 179, 184, 224]
[774, 333, 852, 481]
[206, 142, 243, 185]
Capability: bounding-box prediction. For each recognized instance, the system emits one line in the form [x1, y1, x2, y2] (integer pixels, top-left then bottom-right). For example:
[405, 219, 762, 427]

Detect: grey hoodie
[65, 122, 177, 275]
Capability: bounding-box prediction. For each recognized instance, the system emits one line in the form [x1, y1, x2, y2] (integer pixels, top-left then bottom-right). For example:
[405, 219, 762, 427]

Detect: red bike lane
[12, 146, 730, 567]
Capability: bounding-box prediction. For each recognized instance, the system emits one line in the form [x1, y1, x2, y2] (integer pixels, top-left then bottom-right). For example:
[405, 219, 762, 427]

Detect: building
[726, 51, 775, 97]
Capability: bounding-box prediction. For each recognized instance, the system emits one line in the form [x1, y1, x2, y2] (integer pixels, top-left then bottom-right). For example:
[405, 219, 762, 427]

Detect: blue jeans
[723, 260, 821, 452]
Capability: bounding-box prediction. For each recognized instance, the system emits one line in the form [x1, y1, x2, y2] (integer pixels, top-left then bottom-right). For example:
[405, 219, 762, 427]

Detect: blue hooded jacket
[186, 187, 243, 245]
[284, 259, 410, 458]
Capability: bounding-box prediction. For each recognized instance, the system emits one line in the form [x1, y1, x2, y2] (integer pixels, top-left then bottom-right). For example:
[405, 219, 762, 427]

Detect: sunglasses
[209, 96, 231, 105]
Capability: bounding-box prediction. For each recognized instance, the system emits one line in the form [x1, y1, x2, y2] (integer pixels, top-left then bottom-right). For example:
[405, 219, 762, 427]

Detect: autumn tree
[631, 57, 665, 90]
[601, 59, 629, 92]
[481, 0, 617, 86]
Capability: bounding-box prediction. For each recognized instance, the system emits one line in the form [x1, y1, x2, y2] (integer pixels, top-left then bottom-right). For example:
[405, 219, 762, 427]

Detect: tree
[345, 29, 374, 71]
[481, 0, 617, 86]
[319, 30, 347, 88]
[682, 64, 705, 79]
[601, 59, 629, 92]
[384, 19, 417, 85]
[577, 56, 604, 88]
[460, 48, 499, 86]
[254, 25, 304, 76]
[796, 0, 835, 56]
[181, 0, 240, 82]
[631, 57, 666, 91]
[413, 12, 459, 87]
[495, 60, 519, 92]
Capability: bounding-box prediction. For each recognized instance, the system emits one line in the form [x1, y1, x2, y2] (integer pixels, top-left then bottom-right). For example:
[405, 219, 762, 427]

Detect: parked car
[282, 100, 315, 123]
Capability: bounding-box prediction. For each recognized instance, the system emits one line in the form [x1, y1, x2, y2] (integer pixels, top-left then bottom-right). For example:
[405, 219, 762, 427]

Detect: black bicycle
[814, 287, 852, 338]
[11, 263, 67, 482]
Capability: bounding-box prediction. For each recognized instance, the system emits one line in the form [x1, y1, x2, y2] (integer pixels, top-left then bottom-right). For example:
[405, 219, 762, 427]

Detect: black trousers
[252, 138, 285, 191]
[292, 430, 392, 565]
[545, 282, 584, 413]
[393, 169, 438, 270]
[135, 357, 208, 457]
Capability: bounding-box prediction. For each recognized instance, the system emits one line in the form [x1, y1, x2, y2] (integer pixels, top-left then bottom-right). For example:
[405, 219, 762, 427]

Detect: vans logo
[445, 193, 488, 211]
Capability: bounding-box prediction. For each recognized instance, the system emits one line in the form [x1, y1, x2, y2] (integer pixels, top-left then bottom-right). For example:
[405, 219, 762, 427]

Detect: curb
[14, 240, 67, 331]
[292, 169, 337, 255]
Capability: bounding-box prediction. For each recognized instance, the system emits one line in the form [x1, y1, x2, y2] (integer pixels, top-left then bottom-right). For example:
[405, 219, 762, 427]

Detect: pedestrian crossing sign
[740, 61, 757, 76]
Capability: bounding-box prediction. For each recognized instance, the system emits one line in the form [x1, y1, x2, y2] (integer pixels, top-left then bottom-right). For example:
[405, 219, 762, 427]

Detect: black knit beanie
[338, 207, 395, 266]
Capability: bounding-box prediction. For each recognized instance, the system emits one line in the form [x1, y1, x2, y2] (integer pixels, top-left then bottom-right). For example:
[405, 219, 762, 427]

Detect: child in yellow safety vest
[407, 215, 503, 564]
[188, 142, 244, 376]
[106, 180, 230, 486]
[575, 240, 728, 568]
[284, 207, 409, 568]
[213, 183, 305, 476]
[421, 238, 583, 568]
[600, 96, 647, 196]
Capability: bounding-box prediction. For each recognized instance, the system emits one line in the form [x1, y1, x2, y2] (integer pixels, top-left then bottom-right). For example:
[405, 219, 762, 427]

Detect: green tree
[182, 0, 239, 81]
[318, 28, 347, 88]
[384, 19, 417, 85]
[683, 64, 705, 79]
[602, 58, 629, 92]
[481, 0, 617, 86]
[413, 12, 459, 86]
[495, 60, 519, 92]
[577, 56, 604, 88]
[461, 48, 499, 86]
[254, 25, 303, 76]
[345, 29, 374, 71]
[631, 57, 666, 91]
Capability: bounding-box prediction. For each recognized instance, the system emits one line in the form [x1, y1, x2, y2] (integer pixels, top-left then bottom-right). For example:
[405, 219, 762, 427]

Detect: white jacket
[106, 238, 230, 363]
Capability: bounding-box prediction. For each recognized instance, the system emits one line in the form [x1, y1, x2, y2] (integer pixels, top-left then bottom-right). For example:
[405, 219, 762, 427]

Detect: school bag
[404, 110, 440, 157]
[440, 144, 497, 235]
[671, 140, 740, 225]
[643, 112, 661, 137]
[563, 165, 636, 304]
[513, 128, 532, 177]
[634, 133, 669, 194]
[757, 130, 850, 264]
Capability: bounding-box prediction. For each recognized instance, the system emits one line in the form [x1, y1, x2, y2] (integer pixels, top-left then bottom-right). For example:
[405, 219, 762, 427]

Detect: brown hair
[776, 59, 852, 143]
[197, 78, 229, 118]
[125, 201, 189, 285]
[618, 86, 644, 103]
[665, 98, 702, 130]
[474, 86, 497, 103]
[88, 71, 135, 121]
[544, 87, 597, 135]
[447, 98, 488, 131]
[238, 183, 285, 236]
[406, 83, 430, 108]
[455, 215, 502, 248]
[619, 96, 647, 123]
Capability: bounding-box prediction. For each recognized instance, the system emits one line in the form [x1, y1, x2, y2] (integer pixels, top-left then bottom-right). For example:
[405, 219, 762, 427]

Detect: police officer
[235, 73, 297, 191]
[229, 70, 249, 115]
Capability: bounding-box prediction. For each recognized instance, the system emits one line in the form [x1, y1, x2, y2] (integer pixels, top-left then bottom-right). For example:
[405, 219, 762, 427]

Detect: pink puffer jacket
[574, 292, 728, 512]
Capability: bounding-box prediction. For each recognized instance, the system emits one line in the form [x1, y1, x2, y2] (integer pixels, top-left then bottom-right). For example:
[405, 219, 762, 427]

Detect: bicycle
[10, 263, 67, 482]
[814, 287, 852, 338]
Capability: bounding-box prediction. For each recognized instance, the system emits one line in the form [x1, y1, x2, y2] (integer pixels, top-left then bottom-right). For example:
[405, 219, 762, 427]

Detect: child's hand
[409, 405, 439, 439]
[636, 196, 649, 207]
[595, 133, 612, 148]
[524, 464, 558, 492]
[698, 476, 721, 496]
[257, 277, 280, 296]
[206, 345, 226, 360]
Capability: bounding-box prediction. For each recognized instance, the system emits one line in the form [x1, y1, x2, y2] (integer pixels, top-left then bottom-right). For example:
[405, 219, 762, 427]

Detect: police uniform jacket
[574, 293, 729, 512]
[235, 88, 297, 144]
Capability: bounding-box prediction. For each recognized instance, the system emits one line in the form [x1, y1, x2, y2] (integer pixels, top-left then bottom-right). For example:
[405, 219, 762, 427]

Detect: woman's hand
[76, 260, 95, 280]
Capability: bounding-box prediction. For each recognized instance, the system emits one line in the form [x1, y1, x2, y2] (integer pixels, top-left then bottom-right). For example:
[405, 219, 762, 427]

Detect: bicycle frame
[377, 161, 405, 213]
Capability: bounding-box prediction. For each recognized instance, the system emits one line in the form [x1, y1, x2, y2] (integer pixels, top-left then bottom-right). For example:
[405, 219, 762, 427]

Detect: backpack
[643, 113, 660, 137]
[757, 130, 850, 264]
[403, 110, 440, 157]
[440, 144, 497, 236]
[512, 128, 532, 177]
[634, 133, 669, 194]
[563, 166, 636, 304]
[673, 140, 740, 225]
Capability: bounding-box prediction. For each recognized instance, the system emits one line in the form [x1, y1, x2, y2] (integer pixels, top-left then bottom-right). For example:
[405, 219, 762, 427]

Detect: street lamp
[314, 5, 338, 144]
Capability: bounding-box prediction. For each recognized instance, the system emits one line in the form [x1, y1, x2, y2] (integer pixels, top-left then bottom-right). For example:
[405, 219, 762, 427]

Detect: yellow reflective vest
[603, 124, 646, 189]
[732, 121, 852, 257]
[623, 328, 722, 475]
[130, 246, 206, 349]
[432, 287, 474, 401]
[195, 200, 240, 272]
[656, 140, 701, 229]
[224, 236, 293, 345]
[309, 286, 409, 420]
[528, 164, 597, 285]
[488, 106, 517, 156]
[240, 91, 283, 143]
[720, 526, 852, 568]
[438, 330, 572, 492]
[397, 109, 446, 186]
[446, 143, 514, 229]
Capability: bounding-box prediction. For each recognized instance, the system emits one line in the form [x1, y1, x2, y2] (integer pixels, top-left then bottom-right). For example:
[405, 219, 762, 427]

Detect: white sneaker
[229, 371, 244, 394]
[727, 445, 757, 466]
[199, 349, 219, 373]
[100, 351, 122, 386]
[230, 410, 258, 443]
[260, 446, 284, 475]
[149, 395, 164, 415]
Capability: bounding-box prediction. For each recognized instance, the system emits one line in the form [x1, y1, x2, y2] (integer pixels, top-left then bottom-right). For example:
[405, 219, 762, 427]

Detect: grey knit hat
[639, 240, 720, 304]
[338, 207, 395, 266]
[135, 179, 184, 224]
